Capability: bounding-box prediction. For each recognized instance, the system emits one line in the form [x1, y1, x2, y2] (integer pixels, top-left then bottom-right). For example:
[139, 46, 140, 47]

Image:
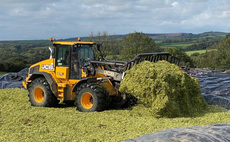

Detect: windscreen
[77, 45, 94, 66]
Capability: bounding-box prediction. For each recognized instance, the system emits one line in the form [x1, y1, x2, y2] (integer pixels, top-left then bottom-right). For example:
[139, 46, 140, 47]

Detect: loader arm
[89, 52, 180, 81]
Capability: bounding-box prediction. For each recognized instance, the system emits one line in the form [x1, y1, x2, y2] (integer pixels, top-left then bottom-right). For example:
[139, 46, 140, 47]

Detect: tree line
[193, 34, 230, 69]
[0, 41, 50, 72]
[89, 32, 230, 70]
[87, 32, 195, 67]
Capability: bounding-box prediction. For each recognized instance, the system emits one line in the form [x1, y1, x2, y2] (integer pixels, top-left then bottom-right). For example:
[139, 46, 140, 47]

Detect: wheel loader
[22, 37, 180, 112]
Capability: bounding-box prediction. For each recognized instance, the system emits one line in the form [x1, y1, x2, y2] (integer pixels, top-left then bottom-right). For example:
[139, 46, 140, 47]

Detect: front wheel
[75, 83, 109, 112]
[28, 78, 58, 107]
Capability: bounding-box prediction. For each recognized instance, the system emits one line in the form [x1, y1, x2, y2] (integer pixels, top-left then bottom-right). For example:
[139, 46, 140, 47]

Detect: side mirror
[48, 46, 54, 59]
[97, 44, 101, 51]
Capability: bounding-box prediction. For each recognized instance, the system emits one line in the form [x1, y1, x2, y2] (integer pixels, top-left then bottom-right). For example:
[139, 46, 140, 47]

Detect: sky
[1, 0, 230, 40]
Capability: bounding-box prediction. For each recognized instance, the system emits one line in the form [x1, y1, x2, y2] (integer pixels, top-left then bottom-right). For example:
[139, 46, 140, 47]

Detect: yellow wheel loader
[22, 37, 180, 112]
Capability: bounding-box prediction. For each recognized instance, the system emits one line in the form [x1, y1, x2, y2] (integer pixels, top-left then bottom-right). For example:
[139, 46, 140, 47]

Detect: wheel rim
[81, 92, 94, 109]
[34, 88, 44, 103]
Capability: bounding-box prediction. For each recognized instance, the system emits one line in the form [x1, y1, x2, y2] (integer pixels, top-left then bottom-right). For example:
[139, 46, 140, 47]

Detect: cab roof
[52, 41, 95, 46]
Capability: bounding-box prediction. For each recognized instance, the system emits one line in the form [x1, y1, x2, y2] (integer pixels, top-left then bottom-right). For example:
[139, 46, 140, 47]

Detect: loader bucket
[125, 52, 180, 70]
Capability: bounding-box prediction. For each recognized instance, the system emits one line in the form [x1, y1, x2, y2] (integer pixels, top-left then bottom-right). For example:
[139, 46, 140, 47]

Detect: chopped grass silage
[120, 61, 208, 118]
[0, 88, 230, 142]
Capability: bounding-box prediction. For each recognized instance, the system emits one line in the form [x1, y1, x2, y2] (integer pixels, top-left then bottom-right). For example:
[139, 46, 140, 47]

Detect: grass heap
[120, 61, 208, 117]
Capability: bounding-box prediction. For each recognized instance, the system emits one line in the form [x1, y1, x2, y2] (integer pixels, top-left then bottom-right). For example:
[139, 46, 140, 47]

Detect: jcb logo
[104, 70, 114, 76]
[41, 63, 53, 70]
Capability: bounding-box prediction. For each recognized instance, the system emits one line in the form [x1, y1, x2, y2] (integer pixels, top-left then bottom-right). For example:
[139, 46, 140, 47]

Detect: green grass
[185, 49, 217, 56]
[159, 43, 194, 48]
[0, 72, 7, 75]
[0, 88, 230, 142]
[154, 40, 162, 44]
[185, 50, 207, 55]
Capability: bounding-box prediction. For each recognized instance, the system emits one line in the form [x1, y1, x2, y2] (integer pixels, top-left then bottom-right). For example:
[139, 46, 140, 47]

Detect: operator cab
[51, 38, 95, 79]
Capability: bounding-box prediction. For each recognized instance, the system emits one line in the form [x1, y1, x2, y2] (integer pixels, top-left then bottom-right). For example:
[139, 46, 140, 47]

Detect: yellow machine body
[23, 41, 119, 102]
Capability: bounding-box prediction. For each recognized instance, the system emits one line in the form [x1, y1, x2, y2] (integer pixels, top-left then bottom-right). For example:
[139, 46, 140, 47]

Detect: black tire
[75, 83, 109, 112]
[28, 78, 59, 107]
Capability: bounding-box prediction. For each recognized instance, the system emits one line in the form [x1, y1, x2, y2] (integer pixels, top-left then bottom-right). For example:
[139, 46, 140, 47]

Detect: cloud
[0, 0, 229, 40]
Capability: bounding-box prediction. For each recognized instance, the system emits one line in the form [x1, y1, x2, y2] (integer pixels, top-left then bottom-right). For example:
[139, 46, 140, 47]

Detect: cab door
[69, 45, 81, 79]
[55, 45, 71, 80]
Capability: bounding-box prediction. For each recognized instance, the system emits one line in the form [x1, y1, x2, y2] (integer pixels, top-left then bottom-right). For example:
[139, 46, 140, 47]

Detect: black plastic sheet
[0, 68, 28, 89]
[193, 69, 230, 109]
[123, 123, 230, 142]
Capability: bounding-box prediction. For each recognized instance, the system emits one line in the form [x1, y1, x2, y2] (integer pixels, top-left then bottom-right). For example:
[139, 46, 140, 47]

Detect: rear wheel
[28, 78, 58, 107]
[75, 83, 109, 112]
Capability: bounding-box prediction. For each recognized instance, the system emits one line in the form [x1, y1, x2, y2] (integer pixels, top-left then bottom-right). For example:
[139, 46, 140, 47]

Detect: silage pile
[120, 61, 208, 117]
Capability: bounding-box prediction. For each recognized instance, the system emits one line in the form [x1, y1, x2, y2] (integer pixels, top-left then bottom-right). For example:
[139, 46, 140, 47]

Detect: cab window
[56, 45, 71, 66]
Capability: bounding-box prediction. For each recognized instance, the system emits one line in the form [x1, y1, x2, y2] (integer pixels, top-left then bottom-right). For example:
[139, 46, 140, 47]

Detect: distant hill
[64, 31, 228, 41]
[148, 31, 227, 39]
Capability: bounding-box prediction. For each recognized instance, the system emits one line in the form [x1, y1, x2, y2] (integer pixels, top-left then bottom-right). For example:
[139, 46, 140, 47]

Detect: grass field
[0, 88, 230, 142]
[0, 72, 7, 75]
[159, 43, 194, 49]
[185, 50, 207, 55]
[185, 49, 217, 56]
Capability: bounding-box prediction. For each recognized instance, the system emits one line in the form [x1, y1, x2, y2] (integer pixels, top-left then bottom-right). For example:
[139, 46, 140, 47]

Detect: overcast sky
[1, 0, 230, 40]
